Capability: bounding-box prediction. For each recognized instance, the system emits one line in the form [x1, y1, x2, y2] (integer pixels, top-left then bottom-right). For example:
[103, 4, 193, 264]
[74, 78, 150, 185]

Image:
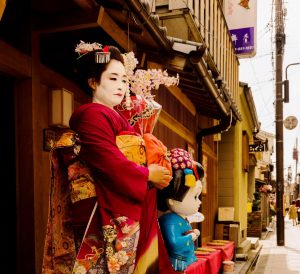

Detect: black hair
[74, 45, 124, 95]
[157, 161, 204, 212]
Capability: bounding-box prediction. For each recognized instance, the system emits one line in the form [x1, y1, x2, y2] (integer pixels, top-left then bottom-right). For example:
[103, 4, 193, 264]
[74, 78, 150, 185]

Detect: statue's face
[168, 180, 202, 217]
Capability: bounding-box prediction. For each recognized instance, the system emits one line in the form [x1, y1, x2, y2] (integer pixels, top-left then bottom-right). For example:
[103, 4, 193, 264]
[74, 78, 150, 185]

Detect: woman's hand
[148, 164, 172, 190]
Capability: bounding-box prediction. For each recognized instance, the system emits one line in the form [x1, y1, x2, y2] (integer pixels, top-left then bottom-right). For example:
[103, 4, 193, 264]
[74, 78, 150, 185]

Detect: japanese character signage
[224, 0, 257, 58]
[249, 143, 265, 152]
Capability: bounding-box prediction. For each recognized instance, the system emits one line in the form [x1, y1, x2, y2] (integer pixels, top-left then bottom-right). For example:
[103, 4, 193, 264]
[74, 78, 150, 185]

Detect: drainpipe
[197, 110, 233, 164]
[125, 0, 173, 51]
[196, 110, 232, 247]
[189, 50, 230, 117]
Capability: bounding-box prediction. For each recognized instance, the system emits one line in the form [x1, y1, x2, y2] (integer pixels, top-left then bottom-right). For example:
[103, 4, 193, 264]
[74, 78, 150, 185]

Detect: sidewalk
[250, 216, 300, 274]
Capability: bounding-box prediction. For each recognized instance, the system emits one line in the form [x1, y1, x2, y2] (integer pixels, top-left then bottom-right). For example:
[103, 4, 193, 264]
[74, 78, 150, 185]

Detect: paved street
[251, 216, 300, 274]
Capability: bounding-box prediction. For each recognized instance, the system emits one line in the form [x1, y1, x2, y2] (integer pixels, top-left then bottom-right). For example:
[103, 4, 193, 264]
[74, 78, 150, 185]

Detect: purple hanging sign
[230, 27, 255, 55]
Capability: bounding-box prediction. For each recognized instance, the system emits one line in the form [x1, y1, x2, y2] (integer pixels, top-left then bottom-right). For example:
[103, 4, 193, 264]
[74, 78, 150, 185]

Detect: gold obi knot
[54, 132, 146, 204]
[55, 131, 76, 147]
[69, 177, 97, 203]
[68, 161, 97, 203]
[116, 134, 147, 166]
[54, 132, 97, 203]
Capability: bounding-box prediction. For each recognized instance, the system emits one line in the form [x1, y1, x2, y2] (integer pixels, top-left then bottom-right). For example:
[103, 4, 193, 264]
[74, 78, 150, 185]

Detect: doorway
[0, 74, 17, 273]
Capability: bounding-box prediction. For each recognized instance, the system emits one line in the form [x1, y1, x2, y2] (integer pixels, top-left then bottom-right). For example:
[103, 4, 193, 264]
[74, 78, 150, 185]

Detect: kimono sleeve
[70, 107, 148, 203]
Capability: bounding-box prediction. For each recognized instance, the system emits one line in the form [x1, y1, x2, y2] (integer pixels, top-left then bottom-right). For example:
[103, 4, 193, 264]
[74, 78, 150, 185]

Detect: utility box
[218, 207, 235, 221]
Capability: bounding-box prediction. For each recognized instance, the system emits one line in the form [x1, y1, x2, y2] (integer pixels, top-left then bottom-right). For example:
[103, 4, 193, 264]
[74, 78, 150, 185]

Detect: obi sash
[42, 130, 147, 274]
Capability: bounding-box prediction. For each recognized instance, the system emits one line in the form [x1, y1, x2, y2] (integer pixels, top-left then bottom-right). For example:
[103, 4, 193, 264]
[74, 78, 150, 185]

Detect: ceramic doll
[157, 148, 205, 272]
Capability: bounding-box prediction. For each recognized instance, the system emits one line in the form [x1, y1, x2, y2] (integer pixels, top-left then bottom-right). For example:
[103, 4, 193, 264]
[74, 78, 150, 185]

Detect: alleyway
[250, 216, 300, 273]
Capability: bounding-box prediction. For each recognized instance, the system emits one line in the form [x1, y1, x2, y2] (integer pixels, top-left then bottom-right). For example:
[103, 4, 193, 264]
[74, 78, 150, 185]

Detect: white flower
[122, 51, 179, 97]
[129, 69, 179, 97]
[114, 250, 129, 266]
[115, 216, 128, 223]
[121, 224, 131, 234]
[122, 52, 139, 75]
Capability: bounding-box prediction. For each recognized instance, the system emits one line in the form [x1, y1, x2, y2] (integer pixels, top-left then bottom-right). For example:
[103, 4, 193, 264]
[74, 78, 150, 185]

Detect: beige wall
[218, 83, 258, 236]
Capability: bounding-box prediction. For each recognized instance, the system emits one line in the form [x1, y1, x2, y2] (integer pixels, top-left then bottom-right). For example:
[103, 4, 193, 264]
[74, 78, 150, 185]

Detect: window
[242, 131, 249, 172]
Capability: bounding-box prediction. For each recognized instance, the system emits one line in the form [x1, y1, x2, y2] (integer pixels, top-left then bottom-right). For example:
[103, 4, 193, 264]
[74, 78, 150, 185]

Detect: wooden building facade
[0, 0, 241, 273]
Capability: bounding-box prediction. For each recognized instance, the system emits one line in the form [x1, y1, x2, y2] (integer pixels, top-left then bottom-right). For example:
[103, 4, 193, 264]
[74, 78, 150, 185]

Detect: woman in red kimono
[42, 42, 172, 274]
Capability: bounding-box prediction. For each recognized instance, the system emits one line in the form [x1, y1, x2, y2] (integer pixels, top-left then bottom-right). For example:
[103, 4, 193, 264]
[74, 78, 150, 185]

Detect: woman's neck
[92, 99, 120, 114]
[92, 98, 112, 109]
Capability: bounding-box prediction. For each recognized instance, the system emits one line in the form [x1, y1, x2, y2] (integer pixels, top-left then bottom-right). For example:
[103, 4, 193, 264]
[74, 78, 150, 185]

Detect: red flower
[103, 45, 109, 53]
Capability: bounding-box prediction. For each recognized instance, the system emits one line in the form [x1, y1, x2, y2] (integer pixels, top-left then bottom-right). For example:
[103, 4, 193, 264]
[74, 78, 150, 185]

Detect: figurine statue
[157, 148, 205, 272]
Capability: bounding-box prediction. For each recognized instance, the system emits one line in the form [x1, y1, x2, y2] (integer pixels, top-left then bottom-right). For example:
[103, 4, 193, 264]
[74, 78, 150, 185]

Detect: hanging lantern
[49, 88, 74, 128]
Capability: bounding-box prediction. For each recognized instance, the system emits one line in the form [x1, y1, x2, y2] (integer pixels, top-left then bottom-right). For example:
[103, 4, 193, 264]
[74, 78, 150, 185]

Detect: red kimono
[43, 103, 150, 273]
[42, 103, 175, 274]
[69, 103, 149, 220]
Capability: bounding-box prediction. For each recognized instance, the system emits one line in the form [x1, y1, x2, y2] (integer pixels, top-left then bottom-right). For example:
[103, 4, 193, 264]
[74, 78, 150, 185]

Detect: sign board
[224, 0, 257, 58]
[218, 207, 234, 221]
[249, 143, 265, 152]
[283, 115, 298, 130]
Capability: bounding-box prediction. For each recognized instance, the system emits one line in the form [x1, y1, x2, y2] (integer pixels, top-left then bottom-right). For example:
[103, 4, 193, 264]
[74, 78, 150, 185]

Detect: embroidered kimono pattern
[42, 130, 147, 274]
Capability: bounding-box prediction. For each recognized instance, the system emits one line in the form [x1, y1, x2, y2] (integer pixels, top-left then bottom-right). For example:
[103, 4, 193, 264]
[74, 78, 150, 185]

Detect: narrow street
[250, 216, 300, 273]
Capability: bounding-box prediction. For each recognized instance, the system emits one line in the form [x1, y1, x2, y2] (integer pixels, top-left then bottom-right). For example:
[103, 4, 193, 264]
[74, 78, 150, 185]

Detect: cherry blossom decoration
[118, 52, 179, 135]
[122, 51, 179, 100]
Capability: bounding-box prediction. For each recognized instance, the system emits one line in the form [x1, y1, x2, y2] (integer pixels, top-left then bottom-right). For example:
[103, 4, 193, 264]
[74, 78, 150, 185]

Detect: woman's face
[93, 59, 127, 108]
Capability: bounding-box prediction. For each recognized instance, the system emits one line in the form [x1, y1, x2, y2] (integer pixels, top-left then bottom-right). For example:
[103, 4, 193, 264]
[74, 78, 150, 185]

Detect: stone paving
[251, 216, 300, 274]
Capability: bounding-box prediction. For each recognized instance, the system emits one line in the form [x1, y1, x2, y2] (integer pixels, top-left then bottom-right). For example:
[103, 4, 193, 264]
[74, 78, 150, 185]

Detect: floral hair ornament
[121, 51, 179, 111]
[115, 51, 180, 134]
[122, 51, 179, 99]
[169, 148, 193, 171]
[122, 52, 139, 110]
[169, 148, 196, 187]
[75, 40, 111, 63]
